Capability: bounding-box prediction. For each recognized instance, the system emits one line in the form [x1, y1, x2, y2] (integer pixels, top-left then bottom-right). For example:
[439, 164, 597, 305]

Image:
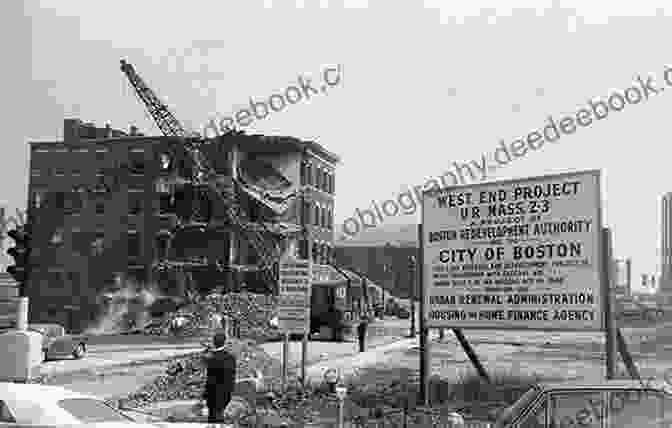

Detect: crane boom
[120, 59, 192, 138]
[120, 58, 280, 293]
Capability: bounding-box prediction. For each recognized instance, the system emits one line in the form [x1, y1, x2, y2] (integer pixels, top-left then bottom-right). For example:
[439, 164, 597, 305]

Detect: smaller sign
[0, 298, 19, 329]
[278, 257, 312, 334]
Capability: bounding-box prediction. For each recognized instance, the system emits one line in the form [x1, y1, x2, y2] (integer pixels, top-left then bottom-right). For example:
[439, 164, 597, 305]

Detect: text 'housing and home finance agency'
[422, 170, 602, 330]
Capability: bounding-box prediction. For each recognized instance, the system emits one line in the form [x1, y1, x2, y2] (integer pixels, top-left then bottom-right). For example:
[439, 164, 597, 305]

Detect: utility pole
[408, 255, 416, 337]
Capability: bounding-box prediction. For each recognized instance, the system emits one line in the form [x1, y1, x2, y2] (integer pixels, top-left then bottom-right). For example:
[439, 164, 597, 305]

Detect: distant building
[334, 242, 417, 299]
[662, 192, 672, 299]
[27, 118, 340, 331]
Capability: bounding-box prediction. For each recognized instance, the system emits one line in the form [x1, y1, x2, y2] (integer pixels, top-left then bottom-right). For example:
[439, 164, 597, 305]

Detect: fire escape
[120, 59, 284, 294]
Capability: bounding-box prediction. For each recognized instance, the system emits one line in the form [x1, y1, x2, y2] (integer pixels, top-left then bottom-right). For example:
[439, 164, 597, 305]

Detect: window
[608, 390, 662, 428]
[31, 189, 46, 209]
[0, 400, 16, 423]
[71, 231, 88, 255]
[96, 168, 105, 177]
[306, 164, 312, 186]
[68, 271, 82, 295]
[300, 162, 307, 185]
[316, 166, 322, 189]
[57, 398, 133, 423]
[299, 239, 309, 259]
[127, 232, 140, 258]
[549, 391, 603, 428]
[129, 151, 145, 175]
[159, 193, 174, 215]
[31, 169, 40, 177]
[72, 168, 81, 176]
[156, 235, 170, 259]
[321, 206, 327, 228]
[331, 174, 335, 193]
[95, 200, 105, 215]
[54, 168, 65, 176]
[52, 191, 66, 210]
[324, 245, 331, 264]
[50, 228, 64, 246]
[328, 208, 333, 229]
[47, 270, 65, 290]
[95, 148, 108, 161]
[302, 200, 311, 224]
[324, 173, 330, 193]
[313, 203, 320, 226]
[70, 187, 86, 214]
[320, 243, 327, 265]
[129, 195, 142, 215]
[92, 232, 104, 256]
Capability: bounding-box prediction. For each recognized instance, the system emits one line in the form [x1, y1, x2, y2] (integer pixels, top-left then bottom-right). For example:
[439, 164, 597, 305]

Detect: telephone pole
[408, 255, 416, 337]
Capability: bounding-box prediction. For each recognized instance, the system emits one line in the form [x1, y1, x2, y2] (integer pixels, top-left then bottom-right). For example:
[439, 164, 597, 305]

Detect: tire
[72, 343, 86, 359]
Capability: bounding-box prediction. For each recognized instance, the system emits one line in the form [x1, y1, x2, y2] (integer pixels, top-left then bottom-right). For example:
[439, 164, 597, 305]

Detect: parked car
[615, 299, 663, 321]
[27, 323, 87, 362]
[491, 379, 672, 427]
[0, 382, 215, 427]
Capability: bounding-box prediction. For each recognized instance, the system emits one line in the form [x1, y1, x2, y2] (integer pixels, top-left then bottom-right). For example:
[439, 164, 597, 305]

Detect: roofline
[28, 135, 172, 146]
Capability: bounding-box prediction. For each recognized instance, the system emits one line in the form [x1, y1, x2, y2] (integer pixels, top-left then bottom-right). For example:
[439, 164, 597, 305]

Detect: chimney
[63, 118, 82, 143]
[130, 125, 138, 136]
[105, 124, 112, 138]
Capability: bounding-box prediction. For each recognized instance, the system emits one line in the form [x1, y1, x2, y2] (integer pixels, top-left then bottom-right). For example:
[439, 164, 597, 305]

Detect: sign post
[277, 257, 312, 389]
[421, 170, 604, 380]
[602, 228, 617, 379]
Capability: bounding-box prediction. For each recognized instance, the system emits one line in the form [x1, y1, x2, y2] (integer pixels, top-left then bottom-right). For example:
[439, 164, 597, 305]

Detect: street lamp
[408, 255, 416, 337]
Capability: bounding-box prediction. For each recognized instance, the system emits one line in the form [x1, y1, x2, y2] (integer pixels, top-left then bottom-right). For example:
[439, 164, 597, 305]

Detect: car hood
[60, 423, 217, 428]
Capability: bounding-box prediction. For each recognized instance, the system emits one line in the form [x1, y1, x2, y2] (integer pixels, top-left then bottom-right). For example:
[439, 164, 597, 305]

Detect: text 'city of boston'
[437, 242, 582, 263]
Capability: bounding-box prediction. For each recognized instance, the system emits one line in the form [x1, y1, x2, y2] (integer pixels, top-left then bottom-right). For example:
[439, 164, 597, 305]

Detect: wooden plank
[616, 328, 641, 380]
[453, 328, 491, 384]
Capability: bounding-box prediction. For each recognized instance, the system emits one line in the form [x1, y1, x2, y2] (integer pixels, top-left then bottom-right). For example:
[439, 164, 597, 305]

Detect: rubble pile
[111, 339, 283, 409]
[158, 291, 279, 341]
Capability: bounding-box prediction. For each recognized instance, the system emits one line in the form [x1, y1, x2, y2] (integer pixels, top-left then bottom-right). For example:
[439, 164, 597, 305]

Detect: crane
[120, 59, 281, 294]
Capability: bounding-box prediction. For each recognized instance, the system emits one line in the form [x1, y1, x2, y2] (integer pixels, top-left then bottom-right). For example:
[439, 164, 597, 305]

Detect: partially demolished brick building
[26, 118, 346, 332]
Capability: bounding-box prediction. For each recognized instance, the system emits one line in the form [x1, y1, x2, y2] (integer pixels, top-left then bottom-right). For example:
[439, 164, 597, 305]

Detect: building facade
[26, 119, 340, 331]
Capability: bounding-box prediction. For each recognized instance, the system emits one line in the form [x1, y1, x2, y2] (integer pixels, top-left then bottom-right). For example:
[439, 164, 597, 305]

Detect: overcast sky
[6, 0, 672, 291]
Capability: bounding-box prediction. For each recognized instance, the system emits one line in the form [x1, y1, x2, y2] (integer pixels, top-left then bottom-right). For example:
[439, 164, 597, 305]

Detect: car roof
[0, 382, 96, 403]
[539, 379, 672, 392]
[29, 323, 62, 328]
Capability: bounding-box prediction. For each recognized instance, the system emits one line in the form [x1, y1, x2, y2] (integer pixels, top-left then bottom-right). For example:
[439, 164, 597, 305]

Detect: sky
[5, 0, 672, 292]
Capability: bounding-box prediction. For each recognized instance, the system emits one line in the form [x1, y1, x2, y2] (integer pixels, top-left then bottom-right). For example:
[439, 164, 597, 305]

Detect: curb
[39, 351, 202, 384]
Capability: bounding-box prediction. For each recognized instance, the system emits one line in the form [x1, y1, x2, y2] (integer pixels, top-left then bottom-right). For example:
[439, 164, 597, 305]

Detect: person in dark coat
[202, 331, 237, 423]
[357, 316, 368, 352]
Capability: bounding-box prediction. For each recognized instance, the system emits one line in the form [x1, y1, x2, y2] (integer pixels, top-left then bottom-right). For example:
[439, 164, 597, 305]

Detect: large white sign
[278, 258, 312, 334]
[422, 170, 603, 330]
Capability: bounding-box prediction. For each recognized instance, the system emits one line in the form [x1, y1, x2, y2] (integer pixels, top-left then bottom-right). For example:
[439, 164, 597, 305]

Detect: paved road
[47, 317, 410, 398]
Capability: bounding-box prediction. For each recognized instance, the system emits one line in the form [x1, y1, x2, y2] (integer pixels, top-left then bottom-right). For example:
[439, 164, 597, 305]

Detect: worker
[201, 331, 237, 423]
[357, 314, 368, 353]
